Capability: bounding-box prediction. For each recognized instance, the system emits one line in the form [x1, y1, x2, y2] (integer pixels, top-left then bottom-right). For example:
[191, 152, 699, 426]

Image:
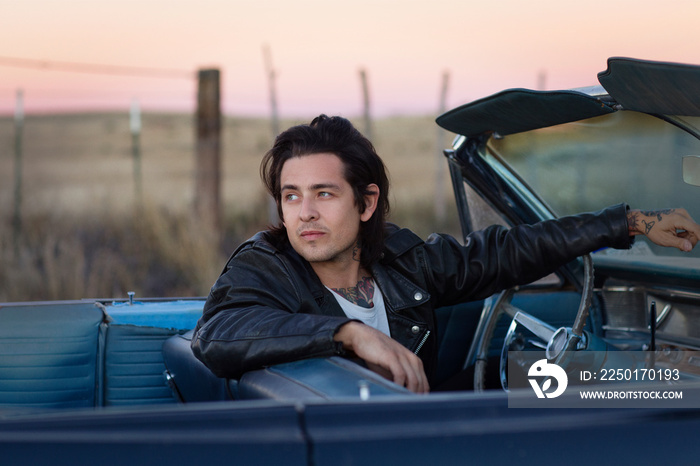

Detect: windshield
[487, 111, 700, 263]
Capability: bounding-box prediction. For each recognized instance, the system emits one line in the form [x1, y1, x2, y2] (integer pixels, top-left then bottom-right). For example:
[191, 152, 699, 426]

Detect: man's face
[280, 152, 377, 266]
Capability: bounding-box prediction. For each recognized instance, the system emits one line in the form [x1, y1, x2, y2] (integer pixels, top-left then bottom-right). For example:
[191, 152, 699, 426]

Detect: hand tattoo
[629, 209, 676, 235]
[639, 209, 675, 222]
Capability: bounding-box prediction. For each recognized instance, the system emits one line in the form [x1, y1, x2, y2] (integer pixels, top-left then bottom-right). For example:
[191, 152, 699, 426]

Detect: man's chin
[302, 252, 335, 264]
[294, 245, 334, 264]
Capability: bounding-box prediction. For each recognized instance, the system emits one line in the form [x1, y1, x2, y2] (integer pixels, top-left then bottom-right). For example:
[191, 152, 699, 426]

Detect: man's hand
[334, 321, 429, 393]
[628, 208, 700, 252]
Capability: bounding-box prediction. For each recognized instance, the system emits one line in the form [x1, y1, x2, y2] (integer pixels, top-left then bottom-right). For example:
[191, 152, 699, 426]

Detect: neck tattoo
[331, 276, 374, 308]
[352, 241, 361, 262]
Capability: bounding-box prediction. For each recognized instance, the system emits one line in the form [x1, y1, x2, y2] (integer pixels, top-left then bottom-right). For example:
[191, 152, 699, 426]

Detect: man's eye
[284, 193, 298, 201]
[319, 192, 332, 198]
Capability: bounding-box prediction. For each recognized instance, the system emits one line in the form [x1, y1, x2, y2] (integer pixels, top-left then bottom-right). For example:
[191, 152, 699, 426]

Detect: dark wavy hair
[260, 115, 390, 267]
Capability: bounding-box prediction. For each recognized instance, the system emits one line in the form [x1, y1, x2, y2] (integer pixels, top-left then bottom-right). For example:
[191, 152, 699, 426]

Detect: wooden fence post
[263, 45, 280, 224]
[130, 98, 143, 204]
[194, 69, 222, 237]
[359, 68, 372, 141]
[435, 71, 450, 226]
[263, 44, 280, 137]
[537, 69, 547, 90]
[12, 89, 24, 259]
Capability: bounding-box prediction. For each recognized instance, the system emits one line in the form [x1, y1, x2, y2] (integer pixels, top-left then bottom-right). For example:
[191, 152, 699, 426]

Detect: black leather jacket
[191, 204, 631, 383]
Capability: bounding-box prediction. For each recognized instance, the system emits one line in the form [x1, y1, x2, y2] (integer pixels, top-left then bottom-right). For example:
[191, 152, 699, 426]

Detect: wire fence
[0, 55, 457, 301]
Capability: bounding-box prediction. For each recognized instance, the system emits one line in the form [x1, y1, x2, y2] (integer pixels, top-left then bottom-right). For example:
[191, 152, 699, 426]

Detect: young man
[191, 115, 700, 393]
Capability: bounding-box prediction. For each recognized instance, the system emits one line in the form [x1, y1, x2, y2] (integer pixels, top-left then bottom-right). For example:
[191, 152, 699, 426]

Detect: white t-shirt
[327, 280, 391, 337]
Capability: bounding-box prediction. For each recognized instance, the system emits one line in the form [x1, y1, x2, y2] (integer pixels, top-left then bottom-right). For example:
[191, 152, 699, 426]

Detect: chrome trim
[513, 311, 557, 343]
[655, 303, 673, 327]
[660, 289, 700, 300]
[500, 319, 518, 391]
[570, 84, 609, 97]
[599, 286, 643, 293]
[601, 285, 700, 301]
[452, 134, 466, 150]
[602, 325, 650, 333]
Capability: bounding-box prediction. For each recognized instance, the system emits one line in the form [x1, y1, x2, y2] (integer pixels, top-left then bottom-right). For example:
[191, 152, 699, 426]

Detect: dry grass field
[0, 113, 459, 301]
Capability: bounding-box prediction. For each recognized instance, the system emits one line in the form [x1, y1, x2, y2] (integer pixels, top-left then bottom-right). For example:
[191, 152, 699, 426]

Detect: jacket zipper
[413, 330, 430, 355]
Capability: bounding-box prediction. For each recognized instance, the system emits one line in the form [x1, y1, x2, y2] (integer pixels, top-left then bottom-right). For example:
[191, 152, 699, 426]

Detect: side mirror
[682, 156, 700, 186]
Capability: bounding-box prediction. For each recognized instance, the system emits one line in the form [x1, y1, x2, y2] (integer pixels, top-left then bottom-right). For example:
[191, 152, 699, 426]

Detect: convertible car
[3, 57, 700, 464]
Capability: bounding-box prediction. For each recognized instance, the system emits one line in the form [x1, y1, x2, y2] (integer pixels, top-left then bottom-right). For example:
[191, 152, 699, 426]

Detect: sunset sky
[2, 0, 699, 117]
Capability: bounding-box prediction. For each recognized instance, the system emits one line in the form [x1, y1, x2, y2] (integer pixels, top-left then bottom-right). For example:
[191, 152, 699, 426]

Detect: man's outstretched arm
[627, 208, 700, 252]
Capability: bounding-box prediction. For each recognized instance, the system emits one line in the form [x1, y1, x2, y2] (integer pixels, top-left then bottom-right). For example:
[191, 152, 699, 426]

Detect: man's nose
[299, 198, 319, 221]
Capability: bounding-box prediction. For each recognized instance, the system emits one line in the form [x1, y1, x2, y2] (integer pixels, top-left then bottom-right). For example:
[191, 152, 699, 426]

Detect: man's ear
[360, 184, 380, 222]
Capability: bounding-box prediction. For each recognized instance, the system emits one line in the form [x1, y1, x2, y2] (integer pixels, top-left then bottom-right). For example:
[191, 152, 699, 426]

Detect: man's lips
[299, 230, 326, 241]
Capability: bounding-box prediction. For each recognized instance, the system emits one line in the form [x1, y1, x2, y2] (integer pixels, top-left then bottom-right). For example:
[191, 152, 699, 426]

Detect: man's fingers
[678, 230, 699, 248]
[387, 360, 407, 390]
[397, 354, 428, 394]
[663, 225, 698, 251]
[653, 232, 693, 252]
[399, 361, 419, 393]
[386, 354, 428, 393]
[673, 237, 693, 252]
[380, 351, 428, 393]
